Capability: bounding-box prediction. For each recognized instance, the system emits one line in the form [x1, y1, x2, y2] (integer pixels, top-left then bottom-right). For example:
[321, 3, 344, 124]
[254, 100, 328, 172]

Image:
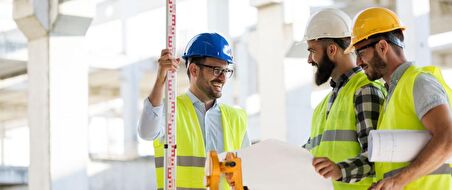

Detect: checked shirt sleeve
[336, 84, 385, 183]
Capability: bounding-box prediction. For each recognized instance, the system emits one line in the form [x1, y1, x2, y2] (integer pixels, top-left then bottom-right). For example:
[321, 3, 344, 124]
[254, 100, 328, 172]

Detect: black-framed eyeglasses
[195, 63, 234, 78]
[355, 40, 380, 57]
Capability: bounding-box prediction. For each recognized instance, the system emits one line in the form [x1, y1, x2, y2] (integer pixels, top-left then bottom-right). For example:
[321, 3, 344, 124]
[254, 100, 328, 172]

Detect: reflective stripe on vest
[384, 164, 452, 178]
[157, 188, 205, 190]
[309, 71, 385, 190]
[155, 156, 206, 168]
[153, 94, 247, 189]
[377, 65, 452, 189]
[306, 130, 358, 150]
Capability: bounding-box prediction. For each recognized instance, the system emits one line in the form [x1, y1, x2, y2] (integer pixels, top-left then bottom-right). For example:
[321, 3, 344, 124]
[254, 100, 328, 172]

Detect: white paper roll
[369, 130, 452, 163]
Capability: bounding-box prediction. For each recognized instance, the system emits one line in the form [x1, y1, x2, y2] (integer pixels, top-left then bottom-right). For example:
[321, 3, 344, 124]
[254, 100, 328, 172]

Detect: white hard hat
[304, 8, 352, 41]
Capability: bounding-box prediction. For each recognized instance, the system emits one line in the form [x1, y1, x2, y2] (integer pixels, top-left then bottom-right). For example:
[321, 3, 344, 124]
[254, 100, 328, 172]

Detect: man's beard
[196, 71, 223, 99]
[315, 52, 335, 85]
[366, 50, 387, 81]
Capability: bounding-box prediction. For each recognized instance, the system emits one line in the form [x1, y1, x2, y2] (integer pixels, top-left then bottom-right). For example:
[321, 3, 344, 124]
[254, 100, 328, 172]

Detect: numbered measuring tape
[164, 0, 177, 189]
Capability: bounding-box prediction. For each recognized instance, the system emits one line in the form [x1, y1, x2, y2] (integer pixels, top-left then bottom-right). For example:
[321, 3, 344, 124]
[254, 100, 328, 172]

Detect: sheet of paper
[369, 130, 452, 163]
[220, 139, 333, 190]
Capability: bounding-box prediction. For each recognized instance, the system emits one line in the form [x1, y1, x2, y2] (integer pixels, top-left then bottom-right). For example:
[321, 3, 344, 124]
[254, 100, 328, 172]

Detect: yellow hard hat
[344, 7, 406, 54]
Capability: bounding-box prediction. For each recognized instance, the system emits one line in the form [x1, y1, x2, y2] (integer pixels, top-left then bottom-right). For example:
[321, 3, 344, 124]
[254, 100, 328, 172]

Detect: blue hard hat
[182, 33, 234, 64]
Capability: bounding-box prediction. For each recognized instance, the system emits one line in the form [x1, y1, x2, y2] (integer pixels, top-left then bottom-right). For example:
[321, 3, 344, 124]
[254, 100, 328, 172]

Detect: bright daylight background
[1, 0, 452, 189]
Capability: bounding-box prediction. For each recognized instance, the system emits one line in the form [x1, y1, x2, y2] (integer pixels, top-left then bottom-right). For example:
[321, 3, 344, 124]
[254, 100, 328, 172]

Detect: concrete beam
[0, 59, 27, 79]
[53, 0, 94, 36]
[0, 104, 27, 122]
[53, 15, 92, 36]
[13, 0, 50, 40]
[0, 166, 28, 185]
[250, 0, 282, 8]
[14, 0, 94, 39]
[429, 31, 452, 52]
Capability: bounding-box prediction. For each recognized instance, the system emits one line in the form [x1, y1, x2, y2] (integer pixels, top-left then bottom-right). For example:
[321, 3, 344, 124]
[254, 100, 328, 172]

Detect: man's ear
[189, 63, 198, 78]
[327, 44, 337, 59]
[376, 40, 389, 57]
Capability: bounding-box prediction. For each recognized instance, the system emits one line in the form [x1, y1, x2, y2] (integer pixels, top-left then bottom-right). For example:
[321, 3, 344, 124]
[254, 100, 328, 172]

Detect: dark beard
[207, 79, 223, 99]
[196, 71, 222, 99]
[315, 52, 335, 85]
[367, 50, 386, 81]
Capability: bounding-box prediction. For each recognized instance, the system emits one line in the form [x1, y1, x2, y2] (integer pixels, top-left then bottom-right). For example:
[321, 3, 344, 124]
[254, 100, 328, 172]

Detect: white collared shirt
[137, 90, 250, 153]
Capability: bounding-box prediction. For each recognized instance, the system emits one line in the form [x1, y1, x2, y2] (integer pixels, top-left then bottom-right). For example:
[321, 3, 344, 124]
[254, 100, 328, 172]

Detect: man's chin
[209, 91, 222, 99]
[366, 74, 379, 81]
[315, 79, 329, 86]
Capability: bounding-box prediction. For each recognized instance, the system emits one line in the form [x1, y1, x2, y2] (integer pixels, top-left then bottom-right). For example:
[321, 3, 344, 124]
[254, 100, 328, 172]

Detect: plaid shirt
[305, 67, 385, 183]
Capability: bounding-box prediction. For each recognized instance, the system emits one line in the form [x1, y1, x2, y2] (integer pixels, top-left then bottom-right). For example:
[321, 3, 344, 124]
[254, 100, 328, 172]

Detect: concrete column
[252, 0, 287, 141]
[235, 34, 260, 140]
[285, 0, 312, 145]
[397, 0, 431, 66]
[207, 0, 235, 105]
[0, 123, 3, 165]
[207, 0, 229, 35]
[120, 65, 141, 158]
[117, 0, 140, 159]
[13, 0, 93, 189]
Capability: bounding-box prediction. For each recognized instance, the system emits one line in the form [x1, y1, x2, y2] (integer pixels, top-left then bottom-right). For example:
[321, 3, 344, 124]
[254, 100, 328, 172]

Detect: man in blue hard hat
[138, 33, 250, 189]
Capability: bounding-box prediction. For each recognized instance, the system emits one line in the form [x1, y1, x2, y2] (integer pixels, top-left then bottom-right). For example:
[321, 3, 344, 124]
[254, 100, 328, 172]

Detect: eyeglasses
[355, 40, 380, 58]
[195, 63, 234, 78]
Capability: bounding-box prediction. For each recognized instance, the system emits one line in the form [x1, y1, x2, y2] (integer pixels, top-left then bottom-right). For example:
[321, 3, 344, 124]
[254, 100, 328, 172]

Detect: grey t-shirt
[387, 62, 449, 120]
[413, 73, 449, 119]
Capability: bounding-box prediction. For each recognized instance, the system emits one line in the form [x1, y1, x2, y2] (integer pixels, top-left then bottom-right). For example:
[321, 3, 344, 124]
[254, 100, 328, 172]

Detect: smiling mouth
[361, 64, 368, 70]
[212, 82, 223, 90]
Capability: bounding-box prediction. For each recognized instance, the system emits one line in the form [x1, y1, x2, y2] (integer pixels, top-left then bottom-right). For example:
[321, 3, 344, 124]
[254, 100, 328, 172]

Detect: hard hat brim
[344, 26, 406, 54]
[344, 45, 355, 54]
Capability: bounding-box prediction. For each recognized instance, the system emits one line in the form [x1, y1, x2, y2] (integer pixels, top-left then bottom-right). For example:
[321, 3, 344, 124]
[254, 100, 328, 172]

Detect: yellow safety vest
[377, 65, 452, 190]
[309, 71, 385, 190]
[153, 94, 247, 190]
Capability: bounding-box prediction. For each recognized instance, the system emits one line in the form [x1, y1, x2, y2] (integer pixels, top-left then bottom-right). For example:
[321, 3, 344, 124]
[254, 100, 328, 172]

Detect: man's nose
[307, 54, 313, 64]
[356, 56, 364, 66]
[217, 71, 226, 80]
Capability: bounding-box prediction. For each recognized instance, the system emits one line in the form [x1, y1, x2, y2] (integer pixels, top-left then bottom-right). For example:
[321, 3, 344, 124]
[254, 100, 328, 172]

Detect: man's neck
[382, 49, 407, 84]
[383, 61, 405, 85]
[331, 56, 356, 82]
[188, 88, 215, 110]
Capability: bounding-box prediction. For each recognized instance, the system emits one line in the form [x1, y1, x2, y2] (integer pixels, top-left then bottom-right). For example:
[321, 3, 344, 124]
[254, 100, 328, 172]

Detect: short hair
[186, 57, 206, 79]
[367, 29, 405, 55]
[318, 37, 351, 50]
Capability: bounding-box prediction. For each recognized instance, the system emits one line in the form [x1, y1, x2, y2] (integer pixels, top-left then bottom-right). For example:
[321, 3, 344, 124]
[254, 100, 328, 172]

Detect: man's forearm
[137, 99, 164, 141]
[149, 68, 167, 107]
[396, 104, 452, 185]
[337, 153, 373, 183]
[394, 131, 452, 185]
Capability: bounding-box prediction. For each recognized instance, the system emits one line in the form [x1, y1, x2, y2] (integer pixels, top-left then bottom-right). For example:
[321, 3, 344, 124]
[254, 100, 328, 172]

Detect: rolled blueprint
[368, 130, 452, 163]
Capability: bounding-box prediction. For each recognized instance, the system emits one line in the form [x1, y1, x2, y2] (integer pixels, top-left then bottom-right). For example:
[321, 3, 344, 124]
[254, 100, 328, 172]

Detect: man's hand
[369, 176, 407, 190]
[312, 157, 342, 180]
[157, 48, 181, 81]
[149, 48, 181, 107]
